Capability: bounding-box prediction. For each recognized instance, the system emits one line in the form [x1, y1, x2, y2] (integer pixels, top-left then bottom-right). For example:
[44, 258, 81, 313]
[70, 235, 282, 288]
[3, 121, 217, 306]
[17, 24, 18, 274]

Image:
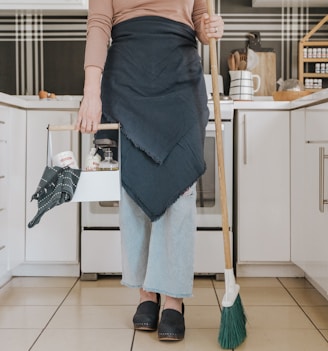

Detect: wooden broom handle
[48, 123, 120, 131]
[206, 0, 232, 270]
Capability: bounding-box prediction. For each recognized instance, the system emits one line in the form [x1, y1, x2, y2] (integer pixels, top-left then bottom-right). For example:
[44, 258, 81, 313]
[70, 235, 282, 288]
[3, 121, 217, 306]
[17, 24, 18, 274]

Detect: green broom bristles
[218, 294, 247, 349]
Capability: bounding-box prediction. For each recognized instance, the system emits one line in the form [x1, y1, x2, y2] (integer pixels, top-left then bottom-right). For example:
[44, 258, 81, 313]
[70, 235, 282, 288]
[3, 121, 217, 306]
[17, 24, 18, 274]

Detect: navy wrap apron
[99, 16, 209, 221]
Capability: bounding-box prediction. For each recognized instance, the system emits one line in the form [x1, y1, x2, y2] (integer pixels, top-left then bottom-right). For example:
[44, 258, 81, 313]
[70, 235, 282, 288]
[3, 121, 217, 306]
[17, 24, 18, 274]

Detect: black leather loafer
[158, 304, 185, 341]
[133, 293, 161, 331]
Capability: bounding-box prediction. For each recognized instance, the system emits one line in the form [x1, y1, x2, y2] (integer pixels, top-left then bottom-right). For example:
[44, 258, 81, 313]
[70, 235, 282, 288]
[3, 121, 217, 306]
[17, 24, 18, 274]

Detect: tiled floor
[0, 276, 327, 351]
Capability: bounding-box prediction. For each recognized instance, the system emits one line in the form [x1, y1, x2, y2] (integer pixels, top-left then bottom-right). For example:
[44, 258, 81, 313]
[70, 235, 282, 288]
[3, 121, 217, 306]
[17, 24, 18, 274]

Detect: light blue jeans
[119, 184, 197, 298]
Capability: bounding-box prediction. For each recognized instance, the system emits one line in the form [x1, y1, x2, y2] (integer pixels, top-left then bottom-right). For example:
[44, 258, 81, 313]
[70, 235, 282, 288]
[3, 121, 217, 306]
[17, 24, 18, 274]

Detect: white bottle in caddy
[85, 147, 101, 171]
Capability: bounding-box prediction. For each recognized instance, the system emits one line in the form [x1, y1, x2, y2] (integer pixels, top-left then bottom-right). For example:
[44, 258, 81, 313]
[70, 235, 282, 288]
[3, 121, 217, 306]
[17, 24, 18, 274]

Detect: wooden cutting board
[251, 52, 276, 96]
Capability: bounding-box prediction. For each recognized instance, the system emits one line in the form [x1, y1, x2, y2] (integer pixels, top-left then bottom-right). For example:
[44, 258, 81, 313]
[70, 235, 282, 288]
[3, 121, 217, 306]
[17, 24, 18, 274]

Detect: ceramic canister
[229, 70, 261, 100]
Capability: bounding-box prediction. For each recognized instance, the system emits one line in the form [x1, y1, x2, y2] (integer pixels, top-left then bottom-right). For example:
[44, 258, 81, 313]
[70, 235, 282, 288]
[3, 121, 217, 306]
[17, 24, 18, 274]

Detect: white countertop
[1, 89, 328, 111]
[233, 99, 290, 110]
[233, 88, 328, 110]
[0, 93, 82, 110]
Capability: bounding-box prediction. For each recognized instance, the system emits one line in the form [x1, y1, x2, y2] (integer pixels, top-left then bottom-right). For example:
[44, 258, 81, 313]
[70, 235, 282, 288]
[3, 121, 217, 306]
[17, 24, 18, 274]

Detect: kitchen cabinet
[291, 102, 328, 298]
[25, 110, 80, 266]
[0, 104, 25, 286]
[235, 109, 290, 264]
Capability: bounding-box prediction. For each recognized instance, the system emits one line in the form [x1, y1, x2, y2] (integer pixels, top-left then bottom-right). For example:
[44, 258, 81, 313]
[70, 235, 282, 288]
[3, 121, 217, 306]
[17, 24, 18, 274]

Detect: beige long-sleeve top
[84, 0, 209, 71]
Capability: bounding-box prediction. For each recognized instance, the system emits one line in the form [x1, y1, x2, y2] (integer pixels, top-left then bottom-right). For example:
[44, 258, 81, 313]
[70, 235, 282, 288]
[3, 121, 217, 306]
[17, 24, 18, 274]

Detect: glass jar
[99, 148, 119, 171]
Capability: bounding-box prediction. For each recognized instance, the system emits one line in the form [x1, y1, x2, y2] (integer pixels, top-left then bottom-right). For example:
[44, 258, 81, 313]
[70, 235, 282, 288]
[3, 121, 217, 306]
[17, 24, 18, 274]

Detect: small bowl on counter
[272, 90, 312, 101]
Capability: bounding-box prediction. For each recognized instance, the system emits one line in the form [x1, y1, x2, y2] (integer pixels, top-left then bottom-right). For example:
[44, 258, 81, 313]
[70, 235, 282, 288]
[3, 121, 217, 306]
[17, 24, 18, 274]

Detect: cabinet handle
[319, 147, 328, 213]
[0, 120, 5, 124]
[0, 245, 5, 251]
[243, 114, 248, 165]
[0, 175, 5, 179]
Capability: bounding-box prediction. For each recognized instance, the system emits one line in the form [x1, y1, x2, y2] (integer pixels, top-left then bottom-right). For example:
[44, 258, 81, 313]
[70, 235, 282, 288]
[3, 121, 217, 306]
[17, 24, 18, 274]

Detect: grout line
[28, 277, 80, 351]
[130, 330, 136, 351]
[211, 278, 222, 311]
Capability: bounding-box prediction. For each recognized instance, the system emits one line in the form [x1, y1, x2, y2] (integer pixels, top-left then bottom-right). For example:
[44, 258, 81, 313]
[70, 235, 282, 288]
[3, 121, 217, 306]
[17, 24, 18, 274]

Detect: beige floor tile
[6, 276, 78, 288]
[0, 287, 71, 306]
[186, 288, 219, 306]
[321, 329, 328, 340]
[1, 274, 327, 350]
[288, 288, 328, 306]
[279, 277, 313, 289]
[47, 305, 136, 329]
[193, 276, 215, 288]
[77, 276, 123, 288]
[133, 328, 224, 351]
[216, 287, 296, 306]
[303, 306, 328, 329]
[185, 305, 221, 329]
[0, 306, 57, 328]
[63, 286, 139, 306]
[212, 279, 225, 289]
[0, 329, 42, 351]
[213, 277, 283, 293]
[245, 306, 315, 329]
[236, 328, 328, 351]
[234, 277, 282, 288]
[31, 329, 134, 351]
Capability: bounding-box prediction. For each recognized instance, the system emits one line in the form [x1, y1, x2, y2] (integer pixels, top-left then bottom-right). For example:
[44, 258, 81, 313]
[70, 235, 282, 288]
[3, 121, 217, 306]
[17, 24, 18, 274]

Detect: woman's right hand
[76, 93, 102, 133]
[76, 66, 103, 133]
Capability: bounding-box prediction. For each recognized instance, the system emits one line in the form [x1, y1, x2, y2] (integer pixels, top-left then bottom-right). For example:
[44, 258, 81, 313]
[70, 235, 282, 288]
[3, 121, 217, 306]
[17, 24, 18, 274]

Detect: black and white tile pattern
[0, 2, 327, 95]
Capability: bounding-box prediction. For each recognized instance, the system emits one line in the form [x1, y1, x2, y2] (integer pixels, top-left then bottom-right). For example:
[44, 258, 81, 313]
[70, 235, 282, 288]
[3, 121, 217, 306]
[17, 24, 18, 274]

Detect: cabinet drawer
[81, 230, 122, 274]
[305, 106, 328, 141]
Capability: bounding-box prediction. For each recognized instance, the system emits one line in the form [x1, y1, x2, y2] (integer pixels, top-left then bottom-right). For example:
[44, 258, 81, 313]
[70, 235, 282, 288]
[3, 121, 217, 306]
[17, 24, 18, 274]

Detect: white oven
[81, 99, 233, 230]
[80, 77, 234, 280]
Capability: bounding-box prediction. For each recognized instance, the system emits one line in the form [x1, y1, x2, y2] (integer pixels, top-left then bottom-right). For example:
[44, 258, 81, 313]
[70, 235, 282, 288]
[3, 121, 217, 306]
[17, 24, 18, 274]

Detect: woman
[76, 0, 223, 342]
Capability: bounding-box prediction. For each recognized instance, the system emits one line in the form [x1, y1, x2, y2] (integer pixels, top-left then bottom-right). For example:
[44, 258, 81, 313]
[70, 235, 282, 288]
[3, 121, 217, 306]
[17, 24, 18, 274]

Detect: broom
[206, 1, 247, 349]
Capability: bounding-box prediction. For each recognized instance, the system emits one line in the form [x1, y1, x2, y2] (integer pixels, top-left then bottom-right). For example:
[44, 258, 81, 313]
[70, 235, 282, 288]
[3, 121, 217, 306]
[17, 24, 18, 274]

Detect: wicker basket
[272, 91, 312, 101]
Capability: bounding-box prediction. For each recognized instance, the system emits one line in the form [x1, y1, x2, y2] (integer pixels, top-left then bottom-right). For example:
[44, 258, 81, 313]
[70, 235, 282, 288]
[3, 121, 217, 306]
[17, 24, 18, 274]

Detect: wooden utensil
[238, 60, 247, 70]
[228, 53, 236, 70]
[233, 51, 240, 70]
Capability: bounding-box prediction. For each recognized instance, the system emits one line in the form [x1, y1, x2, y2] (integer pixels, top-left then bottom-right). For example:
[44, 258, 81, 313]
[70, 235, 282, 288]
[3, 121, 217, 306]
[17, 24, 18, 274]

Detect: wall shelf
[299, 15, 328, 92]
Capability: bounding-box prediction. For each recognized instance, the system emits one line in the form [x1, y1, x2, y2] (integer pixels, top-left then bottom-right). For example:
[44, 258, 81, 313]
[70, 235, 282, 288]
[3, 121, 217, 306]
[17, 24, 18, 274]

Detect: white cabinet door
[0, 105, 26, 284]
[0, 108, 9, 282]
[291, 104, 328, 296]
[25, 110, 79, 262]
[236, 110, 290, 262]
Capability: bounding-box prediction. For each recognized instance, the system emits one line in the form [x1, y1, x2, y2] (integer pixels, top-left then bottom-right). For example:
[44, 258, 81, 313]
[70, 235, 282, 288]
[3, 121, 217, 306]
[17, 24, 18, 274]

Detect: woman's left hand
[201, 13, 224, 40]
